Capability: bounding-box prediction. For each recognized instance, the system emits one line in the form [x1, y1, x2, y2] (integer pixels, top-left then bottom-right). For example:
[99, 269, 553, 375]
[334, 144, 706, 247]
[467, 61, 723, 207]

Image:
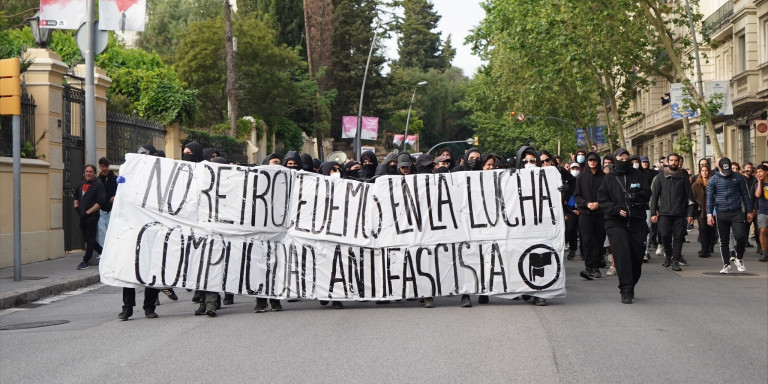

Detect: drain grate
[0, 320, 70, 331]
[702, 272, 759, 277]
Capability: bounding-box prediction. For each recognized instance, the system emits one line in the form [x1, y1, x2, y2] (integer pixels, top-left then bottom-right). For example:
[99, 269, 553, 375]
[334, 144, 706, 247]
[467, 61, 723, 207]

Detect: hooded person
[460, 148, 483, 172]
[318, 161, 345, 178]
[301, 153, 314, 172]
[211, 157, 228, 164]
[282, 151, 303, 170]
[602, 153, 615, 168]
[515, 146, 540, 169]
[203, 148, 221, 162]
[397, 153, 414, 175]
[575, 148, 587, 168]
[597, 148, 651, 304]
[437, 147, 456, 169]
[360, 150, 379, 179]
[182, 141, 204, 163]
[415, 153, 435, 174]
[344, 160, 362, 179]
[261, 153, 281, 165]
[573, 151, 606, 279]
[138, 144, 158, 156]
[312, 158, 321, 172]
[375, 152, 399, 176]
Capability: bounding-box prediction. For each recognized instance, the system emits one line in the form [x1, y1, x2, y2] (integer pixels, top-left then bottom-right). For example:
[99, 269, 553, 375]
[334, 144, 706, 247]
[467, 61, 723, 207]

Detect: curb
[0, 272, 100, 310]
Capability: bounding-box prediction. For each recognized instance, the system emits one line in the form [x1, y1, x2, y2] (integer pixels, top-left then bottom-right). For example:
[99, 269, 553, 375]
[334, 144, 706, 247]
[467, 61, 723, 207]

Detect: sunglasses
[541, 158, 551, 163]
[522, 159, 538, 164]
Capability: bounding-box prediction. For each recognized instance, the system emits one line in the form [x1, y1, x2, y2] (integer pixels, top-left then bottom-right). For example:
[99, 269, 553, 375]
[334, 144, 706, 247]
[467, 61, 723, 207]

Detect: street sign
[517, 113, 526, 122]
[0, 58, 21, 116]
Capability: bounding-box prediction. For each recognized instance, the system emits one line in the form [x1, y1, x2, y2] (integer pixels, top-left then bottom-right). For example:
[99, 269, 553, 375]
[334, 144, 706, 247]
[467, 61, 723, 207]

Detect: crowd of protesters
[72, 141, 767, 318]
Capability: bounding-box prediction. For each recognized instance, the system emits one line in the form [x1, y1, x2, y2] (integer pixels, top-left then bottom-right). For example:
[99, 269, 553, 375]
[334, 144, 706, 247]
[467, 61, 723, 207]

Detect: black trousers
[579, 213, 606, 269]
[716, 211, 747, 264]
[606, 226, 646, 295]
[122, 287, 159, 311]
[79, 215, 102, 263]
[659, 216, 687, 261]
[696, 217, 716, 254]
[565, 210, 579, 251]
[649, 221, 660, 248]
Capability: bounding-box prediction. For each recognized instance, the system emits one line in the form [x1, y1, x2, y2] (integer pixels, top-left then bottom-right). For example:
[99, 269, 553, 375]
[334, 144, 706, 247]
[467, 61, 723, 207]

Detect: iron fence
[182, 130, 248, 164]
[106, 112, 166, 165]
[0, 93, 36, 157]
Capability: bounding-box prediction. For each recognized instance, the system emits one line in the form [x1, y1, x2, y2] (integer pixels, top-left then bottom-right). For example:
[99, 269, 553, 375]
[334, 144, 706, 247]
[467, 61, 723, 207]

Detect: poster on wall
[670, 81, 733, 119]
[99, 155, 567, 301]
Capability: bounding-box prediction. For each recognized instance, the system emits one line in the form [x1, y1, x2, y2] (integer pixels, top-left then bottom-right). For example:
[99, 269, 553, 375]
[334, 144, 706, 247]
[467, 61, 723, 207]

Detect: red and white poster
[99, 0, 147, 31]
[342, 116, 378, 140]
[39, 0, 87, 29]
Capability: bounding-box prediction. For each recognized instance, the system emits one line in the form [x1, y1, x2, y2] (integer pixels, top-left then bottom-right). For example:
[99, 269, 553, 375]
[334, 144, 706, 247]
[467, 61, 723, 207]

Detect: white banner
[39, 0, 87, 29]
[100, 154, 566, 300]
[99, 0, 147, 32]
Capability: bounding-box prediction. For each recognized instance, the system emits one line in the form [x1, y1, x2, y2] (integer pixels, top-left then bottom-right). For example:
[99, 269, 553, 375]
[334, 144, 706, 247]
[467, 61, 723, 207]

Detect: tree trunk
[681, 117, 695, 168]
[224, 0, 238, 137]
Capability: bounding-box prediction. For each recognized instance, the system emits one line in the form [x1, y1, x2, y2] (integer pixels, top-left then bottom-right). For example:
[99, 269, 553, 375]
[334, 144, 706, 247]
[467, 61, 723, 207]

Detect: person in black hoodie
[182, 141, 204, 163]
[261, 153, 281, 165]
[437, 147, 455, 169]
[301, 153, 314, 172]
[453, 147, 482, 307]
[415, 153, 435, 174]
[282, 151, 303, 170]
[315, 161, 346, 309]
[597, 148, 651, 304]
[574, 152, 606, 280]
[360, 150, 379, 180]
[649, 153, 695, 271]
[202, 148, 221, 162]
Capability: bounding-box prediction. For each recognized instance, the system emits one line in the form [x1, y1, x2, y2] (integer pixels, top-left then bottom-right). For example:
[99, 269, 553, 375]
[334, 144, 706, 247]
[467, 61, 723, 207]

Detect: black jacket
[76, 178, 106, 218]
[97, 170, 118, 212]
[573, 168, 605, 215]
[598, 166, 651, 231]
[649, 169, 694, 217]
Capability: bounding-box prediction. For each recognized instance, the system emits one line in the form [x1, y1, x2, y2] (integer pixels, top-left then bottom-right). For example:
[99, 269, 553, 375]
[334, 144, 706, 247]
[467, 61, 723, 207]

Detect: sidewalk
[0, 252, 99, 309]
[0, 229, 765, 310]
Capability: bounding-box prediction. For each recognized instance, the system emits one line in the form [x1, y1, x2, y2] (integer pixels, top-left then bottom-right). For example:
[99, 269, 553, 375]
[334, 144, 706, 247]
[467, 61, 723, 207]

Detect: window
[738, 34, 746, 72]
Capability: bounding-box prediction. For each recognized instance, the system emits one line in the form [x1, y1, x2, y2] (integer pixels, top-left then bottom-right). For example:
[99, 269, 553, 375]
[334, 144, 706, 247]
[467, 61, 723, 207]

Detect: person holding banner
[375, 152, 399, 176]
[360, 150, 378, 179]
[598, 148, 651, 304]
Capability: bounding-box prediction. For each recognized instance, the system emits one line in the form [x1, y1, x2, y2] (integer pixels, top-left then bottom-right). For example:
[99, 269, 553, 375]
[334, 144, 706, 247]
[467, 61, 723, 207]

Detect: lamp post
[355, 19, 390, 161]
[402, 81, 428, 150]
[25, 12, 52, 48]
[426, 138, 475, 156]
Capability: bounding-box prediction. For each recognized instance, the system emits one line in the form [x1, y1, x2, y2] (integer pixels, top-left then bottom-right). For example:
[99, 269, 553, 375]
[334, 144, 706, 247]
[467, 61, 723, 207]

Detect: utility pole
[224, 0, 238, 137]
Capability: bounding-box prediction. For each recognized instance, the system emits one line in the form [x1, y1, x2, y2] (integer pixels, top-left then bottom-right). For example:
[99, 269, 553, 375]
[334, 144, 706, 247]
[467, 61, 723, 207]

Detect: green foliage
[270, 117, 304, 152]
[394, 0, 453, 72]
[0, 0, 37, 30]
[248, 0, 306, 55]
[674, 129, 694, 154]
[182, 127, 246, 155]
[0, 28, 34, 59]
[175, 15, 304, 127]
[109, 67, 197, 125]
[208, 118, 254, 141]
[21, 141, 36, 159]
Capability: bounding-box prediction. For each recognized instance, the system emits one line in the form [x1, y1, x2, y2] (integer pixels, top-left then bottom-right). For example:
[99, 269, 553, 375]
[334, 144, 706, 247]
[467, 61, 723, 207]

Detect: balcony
[703, 1, 733, 36]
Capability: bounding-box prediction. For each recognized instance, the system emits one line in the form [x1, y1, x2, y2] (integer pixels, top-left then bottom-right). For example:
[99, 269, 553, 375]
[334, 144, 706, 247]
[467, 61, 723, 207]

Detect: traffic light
[509, 111, 516, 118]
[0, 58, 21, 116]
[473, 136, 479, 146]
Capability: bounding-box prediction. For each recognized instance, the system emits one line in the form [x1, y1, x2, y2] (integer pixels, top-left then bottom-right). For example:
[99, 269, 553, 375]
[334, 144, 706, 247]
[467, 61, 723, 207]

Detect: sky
[382, 0, 487, 77]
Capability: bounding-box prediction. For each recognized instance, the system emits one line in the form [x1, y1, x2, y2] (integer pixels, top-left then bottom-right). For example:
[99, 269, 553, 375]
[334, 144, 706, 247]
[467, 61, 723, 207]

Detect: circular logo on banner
[518, 244, 561, 290]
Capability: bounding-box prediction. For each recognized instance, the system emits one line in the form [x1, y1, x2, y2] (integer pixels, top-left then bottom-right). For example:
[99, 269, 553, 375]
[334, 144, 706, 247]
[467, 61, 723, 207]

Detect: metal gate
[62, 85, 85, 252]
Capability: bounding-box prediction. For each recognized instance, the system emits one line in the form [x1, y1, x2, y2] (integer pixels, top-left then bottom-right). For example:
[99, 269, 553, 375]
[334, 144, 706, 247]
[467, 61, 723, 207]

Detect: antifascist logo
[518, 244, 561, 290]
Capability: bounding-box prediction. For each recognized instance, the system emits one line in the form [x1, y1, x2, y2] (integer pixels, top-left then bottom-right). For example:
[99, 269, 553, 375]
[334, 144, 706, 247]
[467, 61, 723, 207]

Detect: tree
[394, 0, 453, 72]
[0, 0, 38, 30]
[249, 0, 306, 54]
[175, 15, 304, 127]
[328, 0, 388, 140]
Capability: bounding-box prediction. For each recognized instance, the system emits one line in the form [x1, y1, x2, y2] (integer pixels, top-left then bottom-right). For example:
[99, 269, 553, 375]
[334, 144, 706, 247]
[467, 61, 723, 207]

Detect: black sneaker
[478, 295, 489, 304]
[662, 257, 671, 268]
[76, 261, 88, 270]
[118, 306, 133, 320]
[579, 269, 595, 280]
[271, 300, 283, 312]
[593, 269, 602, 278]
[205, 302, 216, 317]
[460, 294, 472, 308]
[254, 298, 269, 313]
[192, 291, 203, 303]
[331, 301, 343, 309]
[671, 261, 682, 271]
[145, 309, 158, 319]
[531, 297, 548, 306]
[162, 289, 178, 301]
[621, 293, 633, 304]
[424, 298, 434, 308]
[194, 303, 206, 316]
[567, 250, 576, 260]
[678, 257, 688, 266]
[223, 293, 234, 305]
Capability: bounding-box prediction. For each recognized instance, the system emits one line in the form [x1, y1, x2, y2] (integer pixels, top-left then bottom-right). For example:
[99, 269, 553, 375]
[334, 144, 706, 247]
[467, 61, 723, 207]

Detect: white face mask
[330, 172, 341, 178]
[576, 155, 586, 163]
[525, 163, 537, 169]
[632, 163, 640, 169]
[571, 170, 580, 177]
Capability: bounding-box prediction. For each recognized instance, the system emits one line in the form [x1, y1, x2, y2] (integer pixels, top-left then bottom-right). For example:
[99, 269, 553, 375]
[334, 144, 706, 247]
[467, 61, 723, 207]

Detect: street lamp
[355, 18, 391, 161]
[25, 12, 52, 48]
[426, 138, 475, 156]
[402, 81, 428, 150]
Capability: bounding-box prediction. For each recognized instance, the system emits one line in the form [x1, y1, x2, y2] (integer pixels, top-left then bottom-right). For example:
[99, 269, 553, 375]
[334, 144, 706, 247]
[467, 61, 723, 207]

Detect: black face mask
[468, 158, 481, 170]
[363, 164, 376, 174]
[183, 154, 195, 162]
[346, 170, 360, 178]
[287, 164, 301, 170]
[614, 159, 630, 173]
[388, 164, 398, 174]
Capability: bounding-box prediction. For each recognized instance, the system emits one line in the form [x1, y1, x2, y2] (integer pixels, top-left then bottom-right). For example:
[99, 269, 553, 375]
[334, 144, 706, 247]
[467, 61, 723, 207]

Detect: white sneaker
[719, 264, 732, 274]
[606, 266, 616, 276]
[656, 245, 664, 256]
[733, 258, 746, 272]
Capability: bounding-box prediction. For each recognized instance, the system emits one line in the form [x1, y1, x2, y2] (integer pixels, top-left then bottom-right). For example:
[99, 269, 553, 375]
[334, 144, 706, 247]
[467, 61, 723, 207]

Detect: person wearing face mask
[649, 153, 695, 272]
[437, 147, 455, 169]
[203, 148, 221, 162]
[629, 155, 653, 262]
[182, 141, 204, 163]
[706, 157, 754, 274]
[344, 161, 363, 179]
[574, 152, 606, 279]
[415, 153, 435, 174]
[434, 155, 452, 173]
[597, 148, 651, 304]
[313, 161, 347, 309]
[376, 151, 399, 176]
[575, 149, 587, 169]
[462, 148, 483, 171]
[360, 150, 379, 179]
[541, 150, 577, 265]
[282, 151, 303, 171]
[301, 153, 314, 172]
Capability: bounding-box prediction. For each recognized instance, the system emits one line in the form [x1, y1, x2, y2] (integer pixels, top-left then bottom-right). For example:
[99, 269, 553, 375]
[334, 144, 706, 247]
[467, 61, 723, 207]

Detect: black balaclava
[301, 153, 314, 172]
[386, 152, 399, 174]
[613, 148, 630, 174]
[203, 148, 220, 162]
[463, 148, 482, 171]
[183, 141, 204, 163]
[415, 153, 435, 174]
[719, 157, 733, 176]
[360, 150, 379, 179]
[344, 161, 361, 179]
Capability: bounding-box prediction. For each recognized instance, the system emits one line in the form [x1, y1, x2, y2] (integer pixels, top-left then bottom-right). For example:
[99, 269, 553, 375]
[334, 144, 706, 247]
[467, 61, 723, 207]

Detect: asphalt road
[1, 236, 767, 384]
